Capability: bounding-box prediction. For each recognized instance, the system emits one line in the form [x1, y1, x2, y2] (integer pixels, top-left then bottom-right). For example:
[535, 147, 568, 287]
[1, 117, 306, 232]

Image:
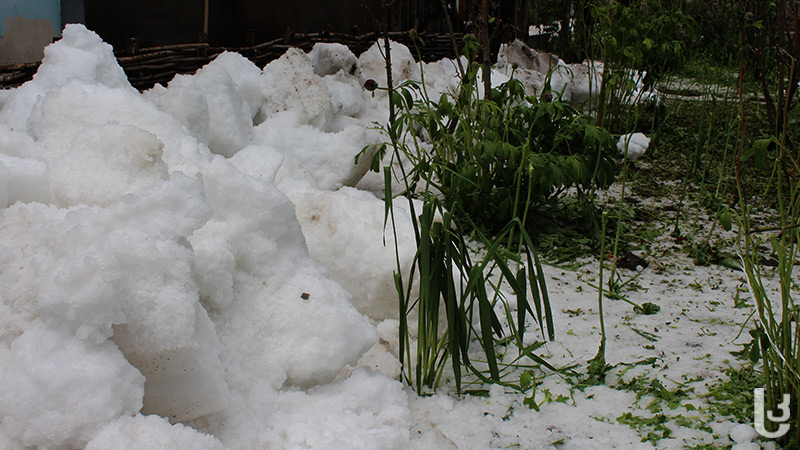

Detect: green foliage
[706, 365, 764, 423]
[386, 162, 557, 396]
[380, 38, 566, 395]
[683, 0, 743, 65]
[591, 0, 692, 80]
[735, 115, 800, 447]
[616, 412, 672, 443]
[394, 73, 617, 237]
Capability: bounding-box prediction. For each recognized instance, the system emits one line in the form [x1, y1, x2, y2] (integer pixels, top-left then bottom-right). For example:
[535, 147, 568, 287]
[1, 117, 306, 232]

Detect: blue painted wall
[0, 0, 61, 37]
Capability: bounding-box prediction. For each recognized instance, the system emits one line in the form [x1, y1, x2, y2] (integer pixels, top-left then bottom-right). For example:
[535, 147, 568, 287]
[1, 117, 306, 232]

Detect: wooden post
[480, 0, 491, 99]
[203, 0, 209, 35]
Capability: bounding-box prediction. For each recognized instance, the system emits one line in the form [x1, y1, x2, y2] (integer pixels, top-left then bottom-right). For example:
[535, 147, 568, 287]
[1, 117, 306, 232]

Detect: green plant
[706, 364, 765, 424]
[386, 185, 555, 394]
[393, 75, 617, 239]
[734, 3, 800, 444]
[588, 0, 692, 131]
[736, 137, 800, 444]
[373, 34, 561, 395]
[588, 211, 610, 382]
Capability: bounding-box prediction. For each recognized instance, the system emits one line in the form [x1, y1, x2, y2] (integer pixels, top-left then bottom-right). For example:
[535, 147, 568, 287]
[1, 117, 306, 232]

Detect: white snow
[0, 24, 772, 450]
[618, 132, 651, 161]
[730, 424, 759, 443]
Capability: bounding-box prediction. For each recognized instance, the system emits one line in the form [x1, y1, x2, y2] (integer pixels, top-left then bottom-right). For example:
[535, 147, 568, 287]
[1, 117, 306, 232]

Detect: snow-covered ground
[0, 25, 776, 449]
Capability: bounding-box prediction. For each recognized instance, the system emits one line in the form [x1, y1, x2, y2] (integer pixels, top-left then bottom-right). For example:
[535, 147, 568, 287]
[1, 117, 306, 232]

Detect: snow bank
[308, 42, 360, 77]
[358, 40, 421, 92]
[497, 39, 653, 107]
[0, 24, 134, 132]
[254, 46, 382, 190]
[0, 322, 144, 449]
[86, 415, 226, 450]
[144, 52, 263, 158]
[0, 25, 408, 450]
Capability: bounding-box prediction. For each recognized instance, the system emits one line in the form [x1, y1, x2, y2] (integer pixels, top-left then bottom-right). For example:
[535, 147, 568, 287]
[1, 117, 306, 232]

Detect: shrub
[392, 68, 617, 236]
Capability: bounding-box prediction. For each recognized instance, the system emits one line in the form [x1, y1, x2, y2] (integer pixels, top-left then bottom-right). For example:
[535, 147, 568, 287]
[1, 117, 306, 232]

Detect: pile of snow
[0, 24, 410, 449]
[496, 38, 655, 106]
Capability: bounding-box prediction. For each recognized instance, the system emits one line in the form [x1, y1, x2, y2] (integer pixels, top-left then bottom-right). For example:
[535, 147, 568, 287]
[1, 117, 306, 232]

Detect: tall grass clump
[364, 31, 622, 394]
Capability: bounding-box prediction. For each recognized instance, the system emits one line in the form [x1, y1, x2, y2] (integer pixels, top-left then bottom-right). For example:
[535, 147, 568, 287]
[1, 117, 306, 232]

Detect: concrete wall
[0, 0, 61, 64]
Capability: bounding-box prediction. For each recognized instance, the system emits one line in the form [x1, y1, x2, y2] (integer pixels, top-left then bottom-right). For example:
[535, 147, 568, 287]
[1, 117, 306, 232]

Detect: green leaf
[719, 208, 732, 231]
[634, 302, 660, 315]
[752, 138, 769, 169]
[403, 88, 414, 111]
[745, 137, 777, 169]
[475, 269, 501, 381]
[523, 394, 539, 411]
[392, 91, 405, 109]
[520, 371, 532, 390]
[516, 266, 528, 344]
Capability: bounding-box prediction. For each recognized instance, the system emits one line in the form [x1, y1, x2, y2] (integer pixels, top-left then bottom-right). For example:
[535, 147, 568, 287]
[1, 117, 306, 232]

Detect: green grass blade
[516, 266, 528, 345]
[522, 230, 554, 341]
[475, 269, 501, 381]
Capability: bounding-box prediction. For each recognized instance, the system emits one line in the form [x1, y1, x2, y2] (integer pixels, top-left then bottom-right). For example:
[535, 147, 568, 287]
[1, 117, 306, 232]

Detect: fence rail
[0, 31, 465, 91]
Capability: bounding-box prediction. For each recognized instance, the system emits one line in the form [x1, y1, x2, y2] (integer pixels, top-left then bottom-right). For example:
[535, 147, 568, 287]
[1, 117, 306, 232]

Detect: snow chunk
[358, 40, 420, 90]
[260, 47, 333, 127]
[50, 123, 168, 207]
[228, 144, 284, 184]
[0, 24, 134, 132]
[210, 52, 264, 120]
[286, 183, 417, 320]
[145, 52, 263, 157]
[0, 153, 51, 206]
[86, 415, 226, 450]
[253, 111, 377, 190]
[496, 39, 604, 104]
[323, 71, 368, 118]
[497, 39, 561, 74]
[617, 132, 651, 161]
[272, 369, 409, 449]
[194, 158, 377, 389]
[729, 423, 758, 443]
[421, 58, 463, 99]
[28, 82, 211, 175]
[731, 444, 761, 450]
[190, 220, 236, 311]
[212, 369, 409, 450]
[118, 302, 230, 423]
[567, 60, 604, 105]
[0, 127, 48, 208]
[0, 322, 144, 450]
[308, 43, 360, 77]
[0, 175, 229, 425]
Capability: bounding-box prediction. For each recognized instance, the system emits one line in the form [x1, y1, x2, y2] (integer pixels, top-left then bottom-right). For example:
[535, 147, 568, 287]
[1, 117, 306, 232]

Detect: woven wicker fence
[0, 31, 465, 91]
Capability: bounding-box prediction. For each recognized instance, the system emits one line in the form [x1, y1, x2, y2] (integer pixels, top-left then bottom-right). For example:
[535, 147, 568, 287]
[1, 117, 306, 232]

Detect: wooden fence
[0, 31, 465, 91]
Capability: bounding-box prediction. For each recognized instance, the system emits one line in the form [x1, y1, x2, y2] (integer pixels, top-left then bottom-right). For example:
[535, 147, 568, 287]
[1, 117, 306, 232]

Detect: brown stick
[480, 0, 491, 100]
